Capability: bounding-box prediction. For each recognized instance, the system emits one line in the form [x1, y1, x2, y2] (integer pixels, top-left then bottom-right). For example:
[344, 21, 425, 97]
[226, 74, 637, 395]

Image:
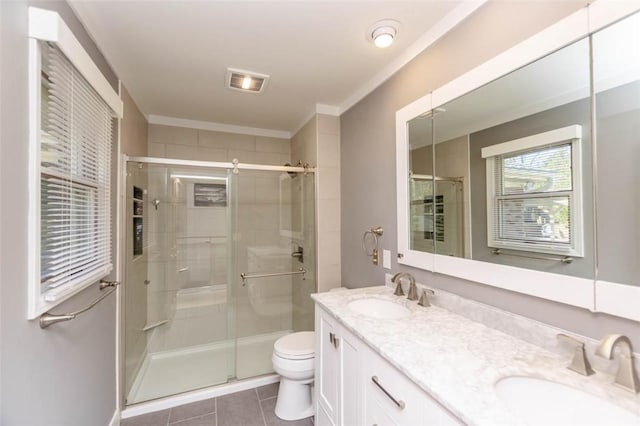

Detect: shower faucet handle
[291, 246, 304, 263]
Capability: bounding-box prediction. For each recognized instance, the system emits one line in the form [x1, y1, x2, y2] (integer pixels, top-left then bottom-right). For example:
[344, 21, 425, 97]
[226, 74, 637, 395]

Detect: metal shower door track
[125, 155, 315, 174]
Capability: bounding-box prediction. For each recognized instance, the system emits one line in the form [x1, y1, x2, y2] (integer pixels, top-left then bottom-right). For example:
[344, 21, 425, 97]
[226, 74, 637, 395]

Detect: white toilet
[272, 331, 315, 420]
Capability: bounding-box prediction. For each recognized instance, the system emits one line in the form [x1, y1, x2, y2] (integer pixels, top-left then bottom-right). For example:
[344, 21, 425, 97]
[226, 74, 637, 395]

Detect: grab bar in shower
[240, 267, 306, 286]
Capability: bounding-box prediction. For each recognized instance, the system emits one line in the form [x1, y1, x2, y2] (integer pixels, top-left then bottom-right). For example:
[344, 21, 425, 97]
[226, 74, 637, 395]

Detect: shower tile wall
[291, 113, 342, 299]
[147, 124, 298, 379]
[148, 124, 291, 166]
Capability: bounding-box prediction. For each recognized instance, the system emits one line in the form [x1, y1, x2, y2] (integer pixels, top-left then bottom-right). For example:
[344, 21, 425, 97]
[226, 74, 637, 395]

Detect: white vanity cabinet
[315, 304, 462, 426]
[315, 305, 363, 426]
[362, 343, 462, 426]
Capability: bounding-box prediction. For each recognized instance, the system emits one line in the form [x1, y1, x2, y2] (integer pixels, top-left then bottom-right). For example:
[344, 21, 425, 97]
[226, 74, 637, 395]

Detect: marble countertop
[311, 286, 640, 426]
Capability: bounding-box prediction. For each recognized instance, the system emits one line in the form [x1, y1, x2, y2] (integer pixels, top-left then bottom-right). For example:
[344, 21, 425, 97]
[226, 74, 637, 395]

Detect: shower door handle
[291, 246, 304, 263]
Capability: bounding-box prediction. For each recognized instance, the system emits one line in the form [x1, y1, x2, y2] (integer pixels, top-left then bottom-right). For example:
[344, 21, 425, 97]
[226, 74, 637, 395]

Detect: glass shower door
[124, 162, 236, 404]
[232, 169, 316, 379]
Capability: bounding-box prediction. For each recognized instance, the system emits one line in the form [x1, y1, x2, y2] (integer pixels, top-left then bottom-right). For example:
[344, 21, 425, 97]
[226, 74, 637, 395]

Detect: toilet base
[274, 377, 314, 421]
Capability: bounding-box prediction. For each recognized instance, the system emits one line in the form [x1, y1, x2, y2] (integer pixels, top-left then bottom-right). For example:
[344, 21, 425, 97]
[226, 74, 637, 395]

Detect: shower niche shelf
[133, 186, 144, 257]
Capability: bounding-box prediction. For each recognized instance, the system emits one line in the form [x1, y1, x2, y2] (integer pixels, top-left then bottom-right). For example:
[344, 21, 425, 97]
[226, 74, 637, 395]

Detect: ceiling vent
[226, 68, 269, 94]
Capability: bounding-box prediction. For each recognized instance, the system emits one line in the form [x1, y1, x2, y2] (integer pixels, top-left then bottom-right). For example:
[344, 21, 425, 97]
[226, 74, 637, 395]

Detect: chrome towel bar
[240, 268, 306, 286]
[39, 280, 119, 329]
[492, 248, 573, 264]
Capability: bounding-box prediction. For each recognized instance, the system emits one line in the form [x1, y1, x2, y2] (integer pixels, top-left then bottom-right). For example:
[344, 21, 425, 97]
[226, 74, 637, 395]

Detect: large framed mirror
[396, 2, 640, 318]
[592, 10, 640, 321]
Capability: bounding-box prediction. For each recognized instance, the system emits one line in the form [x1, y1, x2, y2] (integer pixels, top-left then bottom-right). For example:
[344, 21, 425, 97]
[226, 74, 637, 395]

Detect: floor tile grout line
[256, 388, 268, 426]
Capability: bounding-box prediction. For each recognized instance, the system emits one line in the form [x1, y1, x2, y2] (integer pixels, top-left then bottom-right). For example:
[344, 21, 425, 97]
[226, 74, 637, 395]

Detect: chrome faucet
[595, 334, 639, 393]
[557, 333, 594, 376]
[391, 272, 418, 301]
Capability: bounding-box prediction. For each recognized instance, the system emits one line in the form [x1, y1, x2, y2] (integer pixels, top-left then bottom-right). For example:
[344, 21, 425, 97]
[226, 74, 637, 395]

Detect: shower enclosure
[123, 158, 315, 405]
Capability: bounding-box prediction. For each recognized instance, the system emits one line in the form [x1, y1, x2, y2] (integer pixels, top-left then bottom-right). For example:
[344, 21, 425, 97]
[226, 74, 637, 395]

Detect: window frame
[483, 125, 584, 257]
[27, 7, 123, 319]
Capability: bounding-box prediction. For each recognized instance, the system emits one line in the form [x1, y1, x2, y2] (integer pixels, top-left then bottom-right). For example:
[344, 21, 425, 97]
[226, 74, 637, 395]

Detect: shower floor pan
[126, 329, 290, 405]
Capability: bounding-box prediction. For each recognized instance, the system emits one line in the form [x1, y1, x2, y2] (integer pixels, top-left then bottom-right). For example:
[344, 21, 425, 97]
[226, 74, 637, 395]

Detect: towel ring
[362, 227, 384, 265]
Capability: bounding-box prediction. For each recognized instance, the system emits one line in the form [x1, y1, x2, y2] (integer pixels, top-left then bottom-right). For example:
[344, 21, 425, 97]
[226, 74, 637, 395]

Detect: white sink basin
[495, 376, 640, 425]
[347, 298, 410, 319]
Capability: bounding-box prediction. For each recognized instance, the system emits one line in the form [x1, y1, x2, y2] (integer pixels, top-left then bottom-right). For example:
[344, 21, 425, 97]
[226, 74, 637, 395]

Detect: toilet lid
[274, 331, 315, 359]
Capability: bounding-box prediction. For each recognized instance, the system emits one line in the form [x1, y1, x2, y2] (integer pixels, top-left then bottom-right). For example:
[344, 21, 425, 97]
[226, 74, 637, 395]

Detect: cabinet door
[316, 308, 339, 424]
[316, 402, 334, 426]
[339, 326, 362, 426]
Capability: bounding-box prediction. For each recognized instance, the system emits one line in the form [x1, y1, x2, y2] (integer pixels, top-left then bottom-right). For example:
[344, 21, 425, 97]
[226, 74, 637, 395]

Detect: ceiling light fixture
[226, 68, 270, 93]
[368, 20, 400, 49]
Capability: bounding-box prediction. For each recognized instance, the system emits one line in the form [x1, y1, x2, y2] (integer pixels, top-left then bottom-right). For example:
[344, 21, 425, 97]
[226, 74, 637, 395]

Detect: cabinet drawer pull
[329, 332, 335, 345]
[371, 376, 405, 410]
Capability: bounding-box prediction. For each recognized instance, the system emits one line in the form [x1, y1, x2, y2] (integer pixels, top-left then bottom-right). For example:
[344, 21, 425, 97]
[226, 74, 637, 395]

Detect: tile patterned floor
[121, 384, 314, 426]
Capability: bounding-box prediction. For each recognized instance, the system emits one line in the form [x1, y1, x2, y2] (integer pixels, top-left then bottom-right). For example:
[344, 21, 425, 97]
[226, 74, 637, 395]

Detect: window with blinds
[483, 126, 584, 257]
[38, 41, 114, 302]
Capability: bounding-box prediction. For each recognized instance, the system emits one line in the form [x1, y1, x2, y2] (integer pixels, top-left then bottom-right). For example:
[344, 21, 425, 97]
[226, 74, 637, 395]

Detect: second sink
[495, 376, 640, 425]
[347, 298, 410, 319]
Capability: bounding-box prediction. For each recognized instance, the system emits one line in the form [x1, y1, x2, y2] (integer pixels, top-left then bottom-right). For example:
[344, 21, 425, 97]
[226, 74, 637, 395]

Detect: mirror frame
[396, 0, 640, 321]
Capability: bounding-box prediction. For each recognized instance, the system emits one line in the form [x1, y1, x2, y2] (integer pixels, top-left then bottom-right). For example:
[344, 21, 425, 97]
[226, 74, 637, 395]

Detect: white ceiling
[69, 1, 479, 135]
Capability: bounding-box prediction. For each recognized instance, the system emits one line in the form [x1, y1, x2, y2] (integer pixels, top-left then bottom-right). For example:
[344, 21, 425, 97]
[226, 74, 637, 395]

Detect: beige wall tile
[317, 114, 340, 135]
[148, 143, 166, 157]
[121, 85, 148, 156]
[318, 198, 340, 232]
[149, 124, 198, 146]
[317, 263, 342, 293]
[166, 143, 198, 160]
[291, 116, 318, 164]
[317, 133, 340, 168]
[256, 136, 291, 154]
[317, 167, 340, 200]
[196, 146, 228, 162]
[318, 231, 341, 266]
[198, 130, 255, 151]
[229, 150, 282, 165]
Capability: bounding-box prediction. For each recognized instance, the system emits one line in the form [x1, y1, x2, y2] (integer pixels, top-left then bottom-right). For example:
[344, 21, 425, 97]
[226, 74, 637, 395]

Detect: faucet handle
[557, 333, 595, 376]
[393, 280, 404, 297]
[418, 288, 435, 307]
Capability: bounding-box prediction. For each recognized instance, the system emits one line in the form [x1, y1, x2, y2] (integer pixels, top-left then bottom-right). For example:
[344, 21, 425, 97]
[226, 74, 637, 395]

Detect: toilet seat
[274, 331, 314, 360]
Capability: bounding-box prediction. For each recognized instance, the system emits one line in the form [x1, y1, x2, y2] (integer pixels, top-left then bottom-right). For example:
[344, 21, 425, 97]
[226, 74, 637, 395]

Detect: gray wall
[1, 1, 118, 424]
[340, 1, 640, 348]
[595, 81, 640, 286]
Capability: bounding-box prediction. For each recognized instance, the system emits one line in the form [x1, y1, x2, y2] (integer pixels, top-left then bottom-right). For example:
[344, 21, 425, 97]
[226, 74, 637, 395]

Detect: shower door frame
[117, 154, 316, 410]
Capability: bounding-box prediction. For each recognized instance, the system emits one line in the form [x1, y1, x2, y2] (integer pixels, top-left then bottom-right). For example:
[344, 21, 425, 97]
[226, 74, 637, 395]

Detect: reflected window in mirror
[482, 126, 584, 257]
[429, 37, 593, 278]
[593, 11, 640, 287]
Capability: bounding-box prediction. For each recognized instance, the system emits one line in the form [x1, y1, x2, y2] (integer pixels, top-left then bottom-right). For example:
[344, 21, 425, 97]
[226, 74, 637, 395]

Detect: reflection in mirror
[593, 12, 640, 287]
[425, 38, 594, 278]
[408, 114, 435, 253]
[433, 134, 469, 257]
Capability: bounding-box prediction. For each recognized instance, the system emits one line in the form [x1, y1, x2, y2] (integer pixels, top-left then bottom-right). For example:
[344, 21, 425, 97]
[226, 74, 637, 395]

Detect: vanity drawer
[363, 348, 424, 425]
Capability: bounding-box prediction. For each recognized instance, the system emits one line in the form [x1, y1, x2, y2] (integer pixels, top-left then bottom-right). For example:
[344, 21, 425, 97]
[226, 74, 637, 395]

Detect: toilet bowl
[272, 331, 315, 420]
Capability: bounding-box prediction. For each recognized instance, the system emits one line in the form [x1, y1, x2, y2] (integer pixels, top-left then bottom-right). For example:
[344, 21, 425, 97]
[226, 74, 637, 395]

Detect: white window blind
[39, 41, 114, 301]
[485, 126, 584, 257]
